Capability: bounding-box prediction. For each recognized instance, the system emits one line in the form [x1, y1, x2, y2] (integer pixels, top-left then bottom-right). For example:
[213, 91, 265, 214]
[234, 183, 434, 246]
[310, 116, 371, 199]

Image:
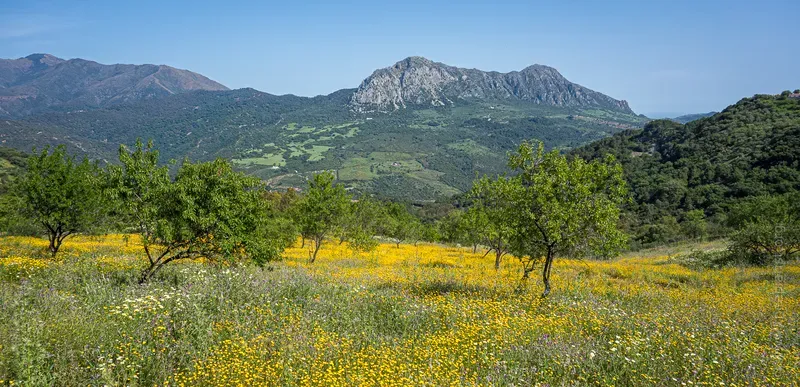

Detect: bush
[675, 249, 738, 269]
[729, 220, 800, 265]
[726, 194, 800, 265]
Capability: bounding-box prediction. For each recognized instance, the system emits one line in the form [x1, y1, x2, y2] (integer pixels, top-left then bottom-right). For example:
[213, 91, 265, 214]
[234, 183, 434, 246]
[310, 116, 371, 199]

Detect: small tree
[459, 208, 487, 253]
[111, 140, 280, 282]
[384, 202, 421, 248]
[295, 172, 350, 262]
[728, 195, 800, 264]
[108, 140, 170, 263]
[469, 176, 517, 269]
[681, 209, 708, 240]
[262, 190, 300, 249]
[18, 146, 106, 257]
[507, 141, 627, 296]
[336, 198, 386, 252]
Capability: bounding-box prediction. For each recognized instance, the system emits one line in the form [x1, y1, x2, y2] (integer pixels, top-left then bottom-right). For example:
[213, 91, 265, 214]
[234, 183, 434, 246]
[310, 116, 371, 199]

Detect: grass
[446, 139, 495, 156]
[338, 152, 425, 181]
[232, 154, 286, 167]
[1, 235, 798, 386]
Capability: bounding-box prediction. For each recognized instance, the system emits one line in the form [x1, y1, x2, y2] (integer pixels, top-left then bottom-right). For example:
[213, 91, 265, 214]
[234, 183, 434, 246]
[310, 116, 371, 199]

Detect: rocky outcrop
[351, 56, 632, 113]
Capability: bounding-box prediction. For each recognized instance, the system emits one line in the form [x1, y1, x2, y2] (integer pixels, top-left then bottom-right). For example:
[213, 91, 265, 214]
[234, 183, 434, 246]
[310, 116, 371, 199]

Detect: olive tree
[295, 171, 350, 263]
[384, 202, 421, 248]
[18, 145, 106, 257]
[111, 140, 281, 283]
[336, 198, 386, 252]
[507, 141, 627, 296]
[469, 175, 517, 269]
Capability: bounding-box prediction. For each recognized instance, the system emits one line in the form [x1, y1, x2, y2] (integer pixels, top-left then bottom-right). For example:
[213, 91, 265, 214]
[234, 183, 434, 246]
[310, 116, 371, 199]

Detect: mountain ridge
[350, 56, 632, 114]
[0, 54, 228, 117]
[671, 112, 717, 124]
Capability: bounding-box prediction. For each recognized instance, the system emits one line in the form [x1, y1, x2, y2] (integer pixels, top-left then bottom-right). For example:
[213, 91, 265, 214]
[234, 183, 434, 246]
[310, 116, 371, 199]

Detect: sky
[1, 0, 798, 116]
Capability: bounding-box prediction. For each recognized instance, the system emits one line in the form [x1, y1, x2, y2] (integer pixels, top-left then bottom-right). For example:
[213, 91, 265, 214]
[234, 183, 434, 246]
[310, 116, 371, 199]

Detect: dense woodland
[573, 92, 800, 249]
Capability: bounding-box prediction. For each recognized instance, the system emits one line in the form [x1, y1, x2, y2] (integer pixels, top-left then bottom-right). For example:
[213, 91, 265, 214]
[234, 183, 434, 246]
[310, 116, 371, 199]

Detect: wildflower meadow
[0, 235, 797, 386]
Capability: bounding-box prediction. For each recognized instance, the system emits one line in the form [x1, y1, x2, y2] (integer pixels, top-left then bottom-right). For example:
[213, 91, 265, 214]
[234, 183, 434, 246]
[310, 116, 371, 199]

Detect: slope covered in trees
[573, 92, 800, 245]
[0, 147, 26, 194]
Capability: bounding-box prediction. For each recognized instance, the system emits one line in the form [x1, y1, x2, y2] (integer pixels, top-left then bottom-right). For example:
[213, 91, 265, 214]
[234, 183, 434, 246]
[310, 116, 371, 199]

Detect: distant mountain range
[0, 54, 646, 201]
[671, 112, 717, 124]
[0, 54, 228, 117]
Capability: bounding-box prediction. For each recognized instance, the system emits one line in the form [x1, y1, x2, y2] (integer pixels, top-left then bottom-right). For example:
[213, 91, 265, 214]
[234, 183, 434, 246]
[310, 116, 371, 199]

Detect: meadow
[0, 235, 798, 386]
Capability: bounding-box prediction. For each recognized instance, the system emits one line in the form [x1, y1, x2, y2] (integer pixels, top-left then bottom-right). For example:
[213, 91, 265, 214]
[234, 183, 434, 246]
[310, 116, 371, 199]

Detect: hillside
[0, 147, 26, 194]
[0, 54, 228, 117]
[0, 56, 646, 201]
[573, 92, 800, 243]
[672, 112, 717, 124]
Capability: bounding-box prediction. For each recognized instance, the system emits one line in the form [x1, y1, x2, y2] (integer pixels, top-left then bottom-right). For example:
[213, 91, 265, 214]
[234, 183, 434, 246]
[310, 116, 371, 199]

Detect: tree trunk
[495, 249, 503, 270]
[396, 241, 400, 248]
[472, 244, 477, 254]
[310, 238, 322, 263]
[138, 263, 157, 284]
[301, 236, 305, 248]
[47, 231, 69, 258]
[48, 233, 59, 257]
[541, 248, 554, 297]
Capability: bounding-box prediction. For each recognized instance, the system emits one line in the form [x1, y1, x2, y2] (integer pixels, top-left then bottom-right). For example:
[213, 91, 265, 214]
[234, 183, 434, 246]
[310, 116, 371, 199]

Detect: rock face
[0, 54, 229, 117]
[351, 56, 632, 113]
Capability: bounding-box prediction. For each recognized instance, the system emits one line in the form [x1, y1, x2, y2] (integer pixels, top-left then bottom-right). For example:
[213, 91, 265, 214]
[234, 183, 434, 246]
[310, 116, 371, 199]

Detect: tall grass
[0, 235, 798, 386]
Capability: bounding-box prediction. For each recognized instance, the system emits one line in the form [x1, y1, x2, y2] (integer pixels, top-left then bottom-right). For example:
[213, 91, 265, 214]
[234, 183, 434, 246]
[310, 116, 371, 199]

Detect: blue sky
[1, 0, 798, 116]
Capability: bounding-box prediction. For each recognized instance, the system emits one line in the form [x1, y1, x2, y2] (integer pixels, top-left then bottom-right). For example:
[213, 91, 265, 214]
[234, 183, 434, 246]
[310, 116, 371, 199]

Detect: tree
[681, 209, 708, 240]
[111, 140, 281, 282]
[437, 210, 465, 245]
[459, 209, 487, 253]
[108, 140, 170, 261]
[295, 172, 350, 262]
[437, 209, 484, 251]
[469, 176, 517, 269]
[18, 145, 106, 257]
[727, 195, 800, 264]
[262, 189, 300, 248]
[384, 202, 421, 248]
[336, 198, 386, 252]
[507, 141, 628, 296]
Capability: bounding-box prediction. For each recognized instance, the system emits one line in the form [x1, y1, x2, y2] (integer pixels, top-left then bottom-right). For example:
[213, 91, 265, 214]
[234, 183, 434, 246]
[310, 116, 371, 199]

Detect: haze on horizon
[1, 0, 798, 116]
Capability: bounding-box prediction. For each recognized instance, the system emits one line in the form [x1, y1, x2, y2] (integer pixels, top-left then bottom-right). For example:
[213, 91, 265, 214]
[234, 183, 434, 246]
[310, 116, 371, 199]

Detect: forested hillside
[573, 91, 800, 245]
[0, 147, 26, 194]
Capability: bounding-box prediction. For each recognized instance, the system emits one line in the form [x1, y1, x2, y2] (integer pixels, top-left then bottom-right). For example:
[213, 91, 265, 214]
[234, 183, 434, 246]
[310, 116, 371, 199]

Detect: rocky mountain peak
[350, 58, 632, 114]
[24, 53, 64, 65]
[393, 56, 435, 69]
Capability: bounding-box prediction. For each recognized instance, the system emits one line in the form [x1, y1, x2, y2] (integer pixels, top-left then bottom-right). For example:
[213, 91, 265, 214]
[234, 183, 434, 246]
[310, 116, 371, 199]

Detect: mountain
[0, 55, 646, 201]
[0, 54, 228, 117]
[573, 92, 800, 245]
[671, 112, 717, 124]
[351, 57, 633, 114]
